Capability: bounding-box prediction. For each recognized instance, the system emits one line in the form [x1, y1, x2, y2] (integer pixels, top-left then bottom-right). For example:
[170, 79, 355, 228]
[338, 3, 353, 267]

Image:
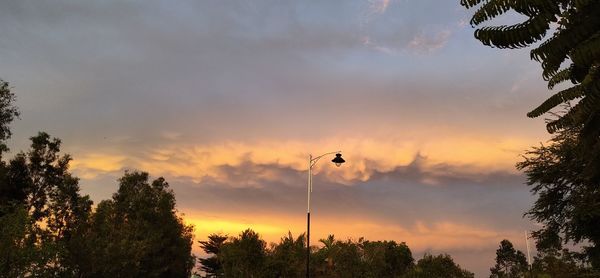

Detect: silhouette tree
[0, 79, 19, 155]
[330, 239, 365, 277]
[0, 132, 92, 277]
[530, 248, 590, 277]
[462, 1, 600, 267]
[310, 236, 414, 277]
[220, 229, 267, 277]
[199, 233, 228, 277]
[315, 234, 337, 275]
[0, 80, 91, 276]
[490, 240, 528, 278]
[266, 232, 306, 277]
[0, 80, 196, 277]
[0, 79, 21, 210]
[0, 205, 34, 277]
[405, 253, 474, 278]
[517, 123, 600, 268]
[199, 230, 475, 277]
[461, 2, 600, 179]
[361, 240, 414, 277]
[81, 171, 195, 277]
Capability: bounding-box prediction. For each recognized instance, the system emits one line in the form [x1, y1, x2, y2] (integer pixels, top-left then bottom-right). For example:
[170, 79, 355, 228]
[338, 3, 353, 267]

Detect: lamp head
[331, 153, 345, 167]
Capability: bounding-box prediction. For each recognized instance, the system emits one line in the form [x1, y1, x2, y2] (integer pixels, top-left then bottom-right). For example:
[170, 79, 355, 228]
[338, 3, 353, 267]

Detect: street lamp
[306, 151, 345, 278]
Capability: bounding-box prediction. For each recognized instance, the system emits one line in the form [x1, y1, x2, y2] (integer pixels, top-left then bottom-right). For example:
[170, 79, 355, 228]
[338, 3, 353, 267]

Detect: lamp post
[306, 151, 345, 278]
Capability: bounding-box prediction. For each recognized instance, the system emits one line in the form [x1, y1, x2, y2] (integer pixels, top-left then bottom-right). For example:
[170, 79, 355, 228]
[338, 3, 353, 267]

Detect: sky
[0, 0, 557, 276]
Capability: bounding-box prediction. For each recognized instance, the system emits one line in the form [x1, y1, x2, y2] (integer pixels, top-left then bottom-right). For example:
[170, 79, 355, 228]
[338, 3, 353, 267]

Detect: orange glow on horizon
[184, 211, 521, 255]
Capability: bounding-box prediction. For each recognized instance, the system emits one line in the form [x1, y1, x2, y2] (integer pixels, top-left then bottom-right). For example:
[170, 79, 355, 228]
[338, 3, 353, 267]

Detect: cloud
[160, 155, 532, 226]
[368, 0, 392, 14]
[143, 153, 534, 276]
[359, 0, 461, 55]
[408, 29, 452, 53]
[1, 1, 549, 276]
[72, 149, 534, 234]
[165, 156, 535, 276]
[66, 133, 532, 187]
[3, 0, 548, 160]
[70, 153, 127, 179]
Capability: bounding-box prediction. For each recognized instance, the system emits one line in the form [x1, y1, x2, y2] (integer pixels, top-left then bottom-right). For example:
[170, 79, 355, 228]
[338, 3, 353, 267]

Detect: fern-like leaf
[465, 0, 600, 136]
[471, 0, 514, 26]
[547, 67, 572, 89]
[569, 33, 600, 65]
[528, 85, 585, 118]
[475, 13, 552, 49]
[546, 81, 600, 132]
[460, 0, 485, 9]
[530, 4, 600, 78]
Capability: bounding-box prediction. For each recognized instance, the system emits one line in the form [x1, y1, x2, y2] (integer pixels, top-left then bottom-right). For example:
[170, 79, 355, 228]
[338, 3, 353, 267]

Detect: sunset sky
[1, 0, 555, 276]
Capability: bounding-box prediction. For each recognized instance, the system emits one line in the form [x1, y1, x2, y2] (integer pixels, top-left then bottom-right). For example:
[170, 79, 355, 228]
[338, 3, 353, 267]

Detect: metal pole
[306, 154, 312, 278]
[525, 230, 532, 277]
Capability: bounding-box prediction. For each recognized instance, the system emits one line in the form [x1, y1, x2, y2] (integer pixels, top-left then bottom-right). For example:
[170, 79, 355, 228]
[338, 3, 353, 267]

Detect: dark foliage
[200, 234, 228, 277]
[405, 253, 474, 278]
[461, 1, 600, 169]
[463, 1, 600, 269]
[0, 79, 19, 154]
[0, 81, 195, 277]
[489, 240, 528, 278]
[517, 124, 600, 268]
[199, 230, 470, 278]
[80, 171, 195, 278]
[0, 132, 92, 277]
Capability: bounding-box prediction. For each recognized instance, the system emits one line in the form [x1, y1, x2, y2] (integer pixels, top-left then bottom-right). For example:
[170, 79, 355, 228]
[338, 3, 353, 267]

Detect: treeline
[0, 79, 475, 278]
[489, 239, 600, 278]
[3, 69, 600, 278]
[462, 0, 600, 272]
[0, 136, 195, 277]
[199, 232, 600, 278]
[199, 230, 474, 278]
[0, 80, 194, 277]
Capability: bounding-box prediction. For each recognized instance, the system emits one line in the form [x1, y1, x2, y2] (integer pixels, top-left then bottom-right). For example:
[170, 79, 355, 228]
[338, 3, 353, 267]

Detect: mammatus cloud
[69, 134, 531, 184]
[69, 138, 537, 277]
[62, 126, 541, 277]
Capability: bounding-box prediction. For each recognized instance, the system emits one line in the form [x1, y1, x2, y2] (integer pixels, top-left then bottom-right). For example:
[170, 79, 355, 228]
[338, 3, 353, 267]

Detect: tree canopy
[487, 239, 599, 277]
[461, 0, 600, 183]
[462, 1, 600, 271]
[0, 143, 195, 277]
[81, 171, 195, 277]
[0, 81, 195, 277]
[489, 239, 528, 278]
[199, 230, 473, 278]
[0, 130, 93, 276]
[517, 124, 600, 268]
[0, 80, 19, 154]
[404, 253, 474, 278]
[199, 234, 228, 277]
